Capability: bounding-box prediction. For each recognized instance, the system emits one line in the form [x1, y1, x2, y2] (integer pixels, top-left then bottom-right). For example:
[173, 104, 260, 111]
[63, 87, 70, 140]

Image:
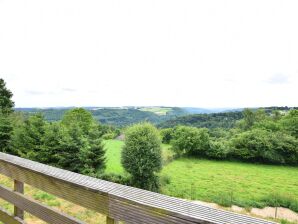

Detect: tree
[59, 108, 106, 175]
[121, 123, 162, 191]
[171, 126, 210, 156]
[61, 108, 94, 135]
[79, 124, 106, 176]
[0, 78, 14, 114]
[160, 128, 174, 144]
[12, 114, 46, 160]
[0, 114, 13, 153]
[242, 108, 255, 130]
[0, 78, 14, 153]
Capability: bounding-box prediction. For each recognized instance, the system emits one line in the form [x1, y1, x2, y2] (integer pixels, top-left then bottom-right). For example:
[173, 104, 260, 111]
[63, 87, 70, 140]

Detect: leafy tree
[171, 126, 210, 156]
[206, 140, 228, 159]
[61, 108, 94, 134]
[279, 110, 298, 138]
[121, 123, 162, 191]
[160, 128, 174, 144]
[242, 108, 255, 129]
[229, 129, 298, 164]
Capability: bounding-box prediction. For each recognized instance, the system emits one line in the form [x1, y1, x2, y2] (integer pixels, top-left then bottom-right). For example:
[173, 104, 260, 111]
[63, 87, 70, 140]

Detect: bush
[229, 129, 298, 165]
[206, 140, 228, 159]
[171, 126, 210, 156]
[160, 128, 174, 144]
[121, 122, 162, 191]
[98, 173, 131, 185]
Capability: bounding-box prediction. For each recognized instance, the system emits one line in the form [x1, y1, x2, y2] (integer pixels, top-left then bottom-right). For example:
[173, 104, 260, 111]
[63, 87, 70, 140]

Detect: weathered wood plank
[0, 162, 109, 214]
[0, 153, 277, 224]
[0, 184, 85, 224]
[0, 207, 25, 224]
[13, 180, 24, 220]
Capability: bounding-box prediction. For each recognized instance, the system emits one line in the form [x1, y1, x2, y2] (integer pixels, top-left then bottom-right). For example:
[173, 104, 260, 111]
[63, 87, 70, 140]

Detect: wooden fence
[0, 152, 276, 224]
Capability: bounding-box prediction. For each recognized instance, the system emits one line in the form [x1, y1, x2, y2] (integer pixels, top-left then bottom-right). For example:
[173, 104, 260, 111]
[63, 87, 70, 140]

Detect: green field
[104, 140, 298, 211]
[138, 107, 172, 115]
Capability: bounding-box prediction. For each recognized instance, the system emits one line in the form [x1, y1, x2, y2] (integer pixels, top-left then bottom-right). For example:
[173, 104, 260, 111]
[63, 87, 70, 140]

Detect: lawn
[160, 158, 298, 210]
[104, 139, 124, 174]
[104, 139, 174, 174]
[104, 140, 298, 211]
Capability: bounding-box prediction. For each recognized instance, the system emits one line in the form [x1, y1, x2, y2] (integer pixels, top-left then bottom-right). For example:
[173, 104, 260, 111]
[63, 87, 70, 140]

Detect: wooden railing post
[13, 180, 24, 220]
[106, 216, 116, 224]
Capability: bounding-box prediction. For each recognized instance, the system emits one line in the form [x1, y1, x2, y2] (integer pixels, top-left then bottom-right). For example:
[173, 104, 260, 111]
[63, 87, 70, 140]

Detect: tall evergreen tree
[0, 78, 14, 153]
[0, 78, 14, 114]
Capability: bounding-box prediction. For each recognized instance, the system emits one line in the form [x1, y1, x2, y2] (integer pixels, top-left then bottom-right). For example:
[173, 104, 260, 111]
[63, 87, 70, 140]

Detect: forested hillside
[15, 107, 187, 127]
[158, 107, 297, 129]
[158, 112, 244, 129]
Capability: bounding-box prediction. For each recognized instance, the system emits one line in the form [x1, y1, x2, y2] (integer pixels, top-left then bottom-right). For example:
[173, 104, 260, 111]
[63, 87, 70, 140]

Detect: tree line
[160, 108, 298, 165]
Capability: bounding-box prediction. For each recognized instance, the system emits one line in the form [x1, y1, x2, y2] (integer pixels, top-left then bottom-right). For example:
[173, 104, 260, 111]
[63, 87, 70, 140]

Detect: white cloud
[0, 0, 297, 108]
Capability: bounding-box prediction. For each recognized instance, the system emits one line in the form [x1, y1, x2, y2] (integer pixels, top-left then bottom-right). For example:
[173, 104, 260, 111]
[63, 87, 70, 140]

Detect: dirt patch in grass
[192, 200, 298, 223]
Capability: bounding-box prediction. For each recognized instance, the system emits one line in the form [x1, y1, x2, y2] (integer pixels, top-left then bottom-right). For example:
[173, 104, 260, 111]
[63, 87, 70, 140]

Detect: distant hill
[15, 107, 188, 127]
[158, 111, 244, 129]
[15, 106, 296, 128]
[158, 106, 297, 129]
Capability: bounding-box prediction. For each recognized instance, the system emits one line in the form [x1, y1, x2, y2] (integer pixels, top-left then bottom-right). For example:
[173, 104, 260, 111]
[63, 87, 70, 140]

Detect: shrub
[98, 173, 131, 185]
[171, 126, 210, 156]
[206, 140, 228, 159]
[121, 122, 162, 191]
[229, 129, 298, 165]
[160, 128, 174, 144]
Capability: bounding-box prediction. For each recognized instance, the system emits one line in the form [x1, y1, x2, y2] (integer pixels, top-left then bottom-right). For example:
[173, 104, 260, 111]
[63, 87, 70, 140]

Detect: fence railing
[0, 152, 276, 224]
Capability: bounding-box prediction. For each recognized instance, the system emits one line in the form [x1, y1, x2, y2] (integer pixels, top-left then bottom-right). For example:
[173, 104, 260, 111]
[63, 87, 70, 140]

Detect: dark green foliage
[121, 123, 162, 191]
[11, 108, 106, 176]
[61, 108, 94, 134]
[0, 78, 14, 114]
[207, 140, 228, 159]
[0, 78, 14, 153]
[79, 125, 106, 176]
[59, 109, 106, 174]
[159, 112, 244, 129]
[99, 125, 121, 140]
[39, 122, 65, 165]
[98, 173, 131, 185]
[0, 113, 13, 153]
[160, 128, 174, 144]
[229, 129, 298, 165]
[12, 113, 46, 160]
[171, 126, 210, 156]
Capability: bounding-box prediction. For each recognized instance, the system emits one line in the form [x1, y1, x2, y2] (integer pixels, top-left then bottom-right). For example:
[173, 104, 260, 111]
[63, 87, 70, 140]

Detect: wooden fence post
[106, 216, 116, 224]
[13, 180, 24, 220]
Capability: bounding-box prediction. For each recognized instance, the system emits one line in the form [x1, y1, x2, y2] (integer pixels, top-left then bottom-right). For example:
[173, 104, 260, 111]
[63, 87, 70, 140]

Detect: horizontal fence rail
[0, 152, 276, 224]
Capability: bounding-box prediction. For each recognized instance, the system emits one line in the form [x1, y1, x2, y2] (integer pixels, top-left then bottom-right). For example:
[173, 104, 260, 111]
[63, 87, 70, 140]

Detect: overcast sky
[0, 0, 297, 108]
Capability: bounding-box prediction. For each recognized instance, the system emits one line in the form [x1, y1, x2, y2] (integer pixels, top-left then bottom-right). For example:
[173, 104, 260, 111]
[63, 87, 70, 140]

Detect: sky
[0, 0, 297, 108]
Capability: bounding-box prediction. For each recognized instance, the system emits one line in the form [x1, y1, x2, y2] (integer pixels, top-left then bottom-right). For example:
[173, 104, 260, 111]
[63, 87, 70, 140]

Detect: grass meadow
[105, 140, 298, 212]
